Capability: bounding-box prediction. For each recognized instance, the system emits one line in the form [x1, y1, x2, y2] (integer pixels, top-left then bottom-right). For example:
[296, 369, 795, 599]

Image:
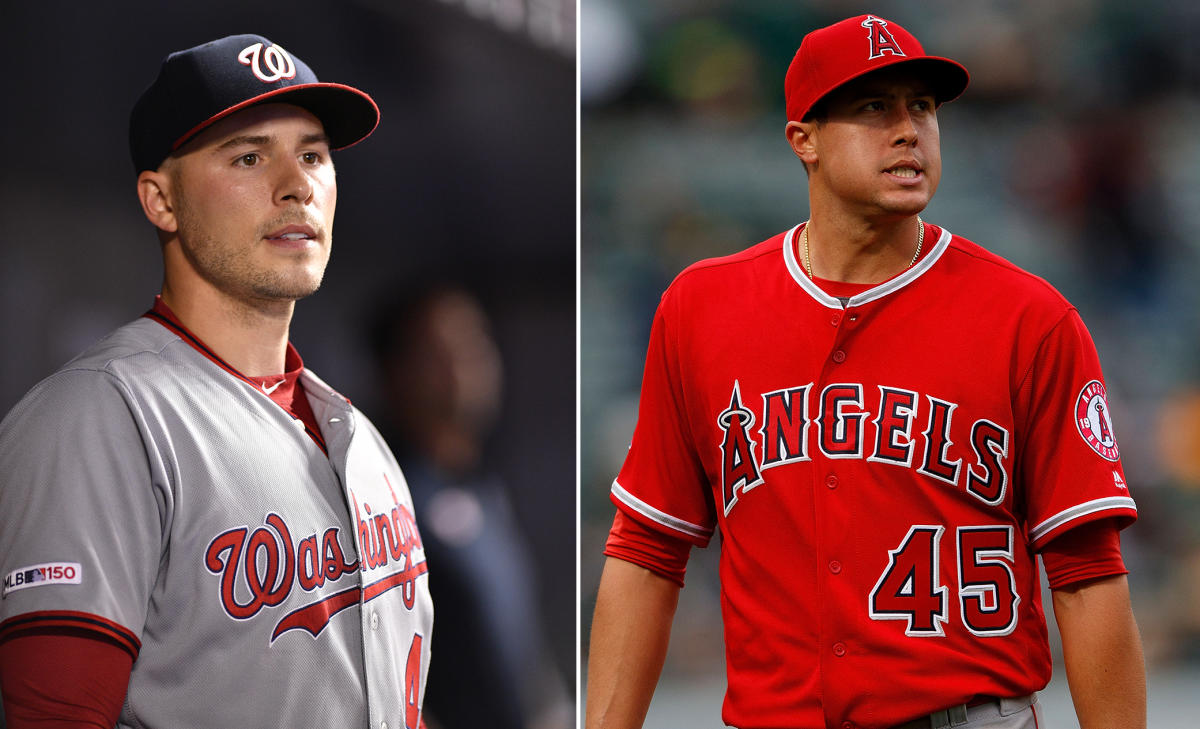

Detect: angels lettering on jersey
[204, 473, 428, 642]
[717, 379, 1011, 516]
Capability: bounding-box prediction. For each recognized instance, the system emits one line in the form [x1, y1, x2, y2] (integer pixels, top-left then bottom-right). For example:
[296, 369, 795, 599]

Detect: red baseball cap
[785, 15, 969, 122]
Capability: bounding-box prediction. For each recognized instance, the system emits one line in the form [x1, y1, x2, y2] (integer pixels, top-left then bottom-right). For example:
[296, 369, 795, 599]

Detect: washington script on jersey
[717, 379, 1011, 516]
[205, 475, 428, 643]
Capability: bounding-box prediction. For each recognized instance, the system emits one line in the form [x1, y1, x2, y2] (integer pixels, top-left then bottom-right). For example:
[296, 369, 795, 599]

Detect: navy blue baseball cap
[130, 34, 379, 172]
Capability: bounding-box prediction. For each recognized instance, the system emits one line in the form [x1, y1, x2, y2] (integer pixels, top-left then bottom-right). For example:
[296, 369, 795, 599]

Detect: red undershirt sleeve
[0, 629, 132, 728]
[1040, 518, 1127, 590]
[604, 508, 693, 587]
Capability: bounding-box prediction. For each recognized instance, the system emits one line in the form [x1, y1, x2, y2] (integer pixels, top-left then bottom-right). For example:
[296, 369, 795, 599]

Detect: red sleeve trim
[0, 630, 134, 728]
[0, 611, 140, 659]
[603, 509, 692, 588]
[1029, 496, 1136, 547]
[1041, 519, 1128, 590]
[610, 480, 714, 547]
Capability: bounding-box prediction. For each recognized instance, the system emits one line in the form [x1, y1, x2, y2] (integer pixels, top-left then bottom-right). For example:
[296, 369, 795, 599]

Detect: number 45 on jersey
[870, 525, 1019, 637]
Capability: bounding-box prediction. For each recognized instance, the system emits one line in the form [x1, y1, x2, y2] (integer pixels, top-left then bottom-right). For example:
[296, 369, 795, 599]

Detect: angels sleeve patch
[3, 562, 82, 597]
[1075, 380, 1120, 461]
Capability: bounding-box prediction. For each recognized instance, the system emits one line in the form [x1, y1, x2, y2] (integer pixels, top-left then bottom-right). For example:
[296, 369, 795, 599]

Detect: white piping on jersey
[782, 223, 953, 309]
[1029, 496, 1137, 543]
[611, 480, 714, 541]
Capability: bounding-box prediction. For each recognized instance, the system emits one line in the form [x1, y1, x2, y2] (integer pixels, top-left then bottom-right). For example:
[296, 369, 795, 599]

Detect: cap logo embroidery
[237, 42, 297, 83]
[861, 16, 905, 59]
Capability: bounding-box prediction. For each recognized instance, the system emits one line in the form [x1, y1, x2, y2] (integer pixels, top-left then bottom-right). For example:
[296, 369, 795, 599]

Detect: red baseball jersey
[611, 221, 1136, 729]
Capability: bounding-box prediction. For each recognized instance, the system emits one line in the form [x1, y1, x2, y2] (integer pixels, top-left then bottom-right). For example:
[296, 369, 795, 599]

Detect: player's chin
[249, 266, 327, 301]
[878, 188, 933, 216]
[252, 279, 324, 301]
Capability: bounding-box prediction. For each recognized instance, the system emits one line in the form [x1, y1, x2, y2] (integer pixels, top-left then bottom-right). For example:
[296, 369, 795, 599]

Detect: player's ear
[136, 168, 179, 234]
[785, 120, 819, 167]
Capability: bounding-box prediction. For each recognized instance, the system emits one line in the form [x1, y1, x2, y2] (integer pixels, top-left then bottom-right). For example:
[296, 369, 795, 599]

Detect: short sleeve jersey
[0, 305, 433, 729]
[612, 223, 1136, 729]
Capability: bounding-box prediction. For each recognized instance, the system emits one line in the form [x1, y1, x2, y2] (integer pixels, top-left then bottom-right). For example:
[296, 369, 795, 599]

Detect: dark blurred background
[581, 0, 1200, 726]
[0, 1, 575, 726]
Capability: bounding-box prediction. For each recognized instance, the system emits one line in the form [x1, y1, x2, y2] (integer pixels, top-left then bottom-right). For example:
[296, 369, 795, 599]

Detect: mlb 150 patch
[3, 562, 82, 597]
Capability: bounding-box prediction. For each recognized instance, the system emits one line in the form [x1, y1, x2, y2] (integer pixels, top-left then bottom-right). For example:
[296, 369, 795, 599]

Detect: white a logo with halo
[238, 42, 297, 83]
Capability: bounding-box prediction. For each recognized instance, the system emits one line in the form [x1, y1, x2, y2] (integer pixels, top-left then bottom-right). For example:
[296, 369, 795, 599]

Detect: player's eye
[861, 100, 884, 112]
[301, 152, 322, 165]
[235, 153, 260, 167]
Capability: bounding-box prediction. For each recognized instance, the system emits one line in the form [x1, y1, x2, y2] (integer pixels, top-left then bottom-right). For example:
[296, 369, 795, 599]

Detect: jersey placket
[810, 299, 868, 727]
[317, 387, 426, 729]
[314, 389, 395, 729]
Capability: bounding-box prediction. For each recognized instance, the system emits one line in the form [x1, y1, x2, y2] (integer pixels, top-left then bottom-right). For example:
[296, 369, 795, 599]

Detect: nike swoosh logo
[260, 380, 285, 395]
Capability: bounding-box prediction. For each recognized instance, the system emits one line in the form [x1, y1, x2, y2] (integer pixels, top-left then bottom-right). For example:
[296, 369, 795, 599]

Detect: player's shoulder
[61, 316, 184, 373]
[664, 228, 789, 299]
[939, 228, 1075, 314]
[0, 319, 169, 440]
[3, 317, 186, 422]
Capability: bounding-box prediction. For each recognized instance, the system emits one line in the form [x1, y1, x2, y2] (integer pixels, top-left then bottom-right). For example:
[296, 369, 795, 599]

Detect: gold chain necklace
[803, 216, 924, 279]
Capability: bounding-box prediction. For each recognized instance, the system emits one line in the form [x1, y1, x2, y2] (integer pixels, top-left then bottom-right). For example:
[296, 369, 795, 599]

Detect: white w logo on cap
[238, 42, 297, 83]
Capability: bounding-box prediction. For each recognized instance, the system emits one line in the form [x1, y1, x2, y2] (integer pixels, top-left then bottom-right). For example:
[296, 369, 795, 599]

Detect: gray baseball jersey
[0, 304, 432, 728]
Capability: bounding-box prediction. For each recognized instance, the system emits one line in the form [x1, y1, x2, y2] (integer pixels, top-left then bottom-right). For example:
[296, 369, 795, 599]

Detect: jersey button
[370, 611, 379, 631]
[825, 474, 838, 489]
[833, 642, 847, 657]
[829, 560, 842, 574]
[830, 313, 842, 326]
[381, 722, 388, 729]
[842, 722, 855, 729]
[832, 350, 847, 363]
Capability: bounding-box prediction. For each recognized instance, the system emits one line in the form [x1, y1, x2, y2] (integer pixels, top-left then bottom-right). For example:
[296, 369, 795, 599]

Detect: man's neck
[160, 282, 294, 377]
[804, 200, 924, 284]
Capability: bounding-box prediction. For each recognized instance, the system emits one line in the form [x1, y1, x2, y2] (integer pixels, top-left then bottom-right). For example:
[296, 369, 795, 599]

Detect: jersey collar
[782, 221, 951, 309]
[143, 296, 305, 379]
[142, 295, 329, 455]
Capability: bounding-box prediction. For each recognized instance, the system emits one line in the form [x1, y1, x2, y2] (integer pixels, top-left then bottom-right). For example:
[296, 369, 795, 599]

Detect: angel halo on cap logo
[238, 42, 296, 83]
[861, 15, 905, 59]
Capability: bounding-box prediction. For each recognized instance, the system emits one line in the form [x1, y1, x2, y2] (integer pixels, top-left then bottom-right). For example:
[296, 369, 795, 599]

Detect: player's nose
[274, 156, 315, 205]
[889, 107, 918, 147]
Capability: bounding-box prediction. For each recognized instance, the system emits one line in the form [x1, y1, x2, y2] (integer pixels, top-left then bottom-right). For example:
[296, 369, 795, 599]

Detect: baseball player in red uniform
[0, 35, 432, 728]
[587, 15, 1145, 729]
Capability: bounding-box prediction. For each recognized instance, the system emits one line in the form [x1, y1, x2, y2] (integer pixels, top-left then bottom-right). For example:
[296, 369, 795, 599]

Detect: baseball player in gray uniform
[0, 35, 432, 728]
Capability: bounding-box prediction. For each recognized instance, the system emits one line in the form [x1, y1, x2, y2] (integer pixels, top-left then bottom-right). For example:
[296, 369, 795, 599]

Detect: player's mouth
[264, 224, 320, 250]
[883, 162, 924, 186]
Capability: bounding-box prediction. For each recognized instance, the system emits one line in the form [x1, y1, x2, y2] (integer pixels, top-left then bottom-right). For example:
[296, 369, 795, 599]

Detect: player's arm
[0, 629, 132, 727]
[586, 556, 681, 729]
[1051, 573, 1146, 729]
[0, 370, 160, 725]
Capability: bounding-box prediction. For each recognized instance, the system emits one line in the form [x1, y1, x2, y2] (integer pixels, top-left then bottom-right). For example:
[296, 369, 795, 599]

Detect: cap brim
[894, 56, 970, 105]
[170, 82, 380, 154]
[803, 55, 969, 120]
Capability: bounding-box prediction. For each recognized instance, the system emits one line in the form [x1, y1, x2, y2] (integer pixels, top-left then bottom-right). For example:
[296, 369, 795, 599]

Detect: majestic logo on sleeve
[1075, 380, 1120, 461]
[238, 42, 297, 83]
[862, 16, 906, 59]
[204, 475, 427, 643]
[717, 381, 1011, 516]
